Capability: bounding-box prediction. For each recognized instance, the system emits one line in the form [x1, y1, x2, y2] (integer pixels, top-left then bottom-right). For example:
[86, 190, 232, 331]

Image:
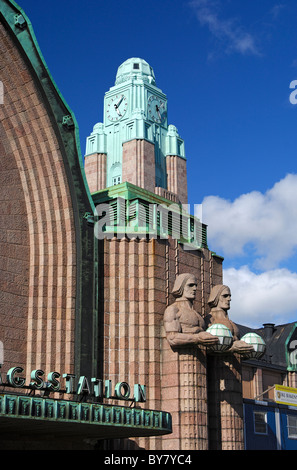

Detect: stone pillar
[166, 155, 188, 205]
[122, 139, 155, 193]
[207, 354, 244, 450]
[84, 152, 107, 193]
[161, 339, 209, 450]
[101, 236, 223, 451]
[101, 237, 164, 450]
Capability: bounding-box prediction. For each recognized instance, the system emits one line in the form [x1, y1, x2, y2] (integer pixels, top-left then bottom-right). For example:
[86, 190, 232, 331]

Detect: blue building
[244, 399, 297, 450]
[239, 322, 297, 450]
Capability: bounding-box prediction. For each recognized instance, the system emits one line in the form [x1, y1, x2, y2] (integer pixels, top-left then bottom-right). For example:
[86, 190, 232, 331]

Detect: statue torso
[207, 308, 239, 338]
[174, 299, 205, 333]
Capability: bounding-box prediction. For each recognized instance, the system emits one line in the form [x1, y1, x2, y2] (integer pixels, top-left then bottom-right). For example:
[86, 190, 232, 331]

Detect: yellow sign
[274, 384, 297, 407]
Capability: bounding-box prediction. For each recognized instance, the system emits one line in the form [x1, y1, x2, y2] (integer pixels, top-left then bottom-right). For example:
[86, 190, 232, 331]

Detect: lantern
[206, 323, 233, 353]
[240, 333, 266, 359]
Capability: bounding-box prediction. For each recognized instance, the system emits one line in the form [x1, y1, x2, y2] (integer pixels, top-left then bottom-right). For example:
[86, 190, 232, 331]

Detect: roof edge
[0, 0, 95, 211]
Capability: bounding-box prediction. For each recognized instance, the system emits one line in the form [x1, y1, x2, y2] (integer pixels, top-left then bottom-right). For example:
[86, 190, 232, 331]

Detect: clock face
[106, 94, 128, 122]
[147, 94, 166, 124]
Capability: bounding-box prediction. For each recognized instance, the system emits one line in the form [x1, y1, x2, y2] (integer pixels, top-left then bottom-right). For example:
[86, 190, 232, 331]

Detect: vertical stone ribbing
[207, 354, 244, 450]
[101, 235, 224, 450]
[179, 347, 208, 450]
[128, 238, 140, 388]
[211, 254, 224, 288]
[161, 343, 208, 450]
[119, 237, 129, 380]
[0, 22, 76, 380]
[84, 153, 107, 193]
[160, 337, 181, 449]
[103, 239, 111, 379]
[136, 238, 149, 450]
[122, 139, 155, 193]
[166, 155, 188, 205]
[108, 237, 120, 383]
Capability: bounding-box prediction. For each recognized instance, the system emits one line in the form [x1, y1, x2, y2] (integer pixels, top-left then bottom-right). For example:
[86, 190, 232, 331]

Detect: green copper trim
[93, 181, 180, 207]
[92, 182, 208, 249]
[85, 57, 186, 189]
[285, 323, 297, 372]
[115, 58, 156, 86]
[0, 394, 172, 437]
[1, 0, 90, 192]
[211, 251, 224, 260]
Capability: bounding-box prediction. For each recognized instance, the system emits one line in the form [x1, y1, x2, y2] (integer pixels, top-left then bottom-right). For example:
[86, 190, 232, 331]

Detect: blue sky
[16, 0, 297, 328]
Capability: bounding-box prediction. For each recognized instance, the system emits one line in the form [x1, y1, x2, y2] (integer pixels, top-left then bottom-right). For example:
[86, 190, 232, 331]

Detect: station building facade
[0, 0, 297, 451]
[0, 1, 171, 450]
[83, 56, 297, 450]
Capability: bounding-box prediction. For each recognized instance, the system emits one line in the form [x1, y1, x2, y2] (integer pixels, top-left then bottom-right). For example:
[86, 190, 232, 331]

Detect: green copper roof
[115, 57, 156, 86]
[0, 394, 172, 441]
[92, 182, 208, 249]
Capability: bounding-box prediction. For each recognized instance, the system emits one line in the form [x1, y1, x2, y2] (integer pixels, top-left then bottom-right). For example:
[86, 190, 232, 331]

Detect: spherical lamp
[206, 323, 233, 353]
[240, 333, 266, 359]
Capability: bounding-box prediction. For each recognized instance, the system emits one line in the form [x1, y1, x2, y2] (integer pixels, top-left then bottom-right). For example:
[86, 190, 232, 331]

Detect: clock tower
[83, 58, 226, 452]
[84, 58, 188, 204]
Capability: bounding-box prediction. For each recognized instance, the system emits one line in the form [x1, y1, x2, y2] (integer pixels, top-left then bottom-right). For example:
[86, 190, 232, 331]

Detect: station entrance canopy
[0, 393, 172, 444]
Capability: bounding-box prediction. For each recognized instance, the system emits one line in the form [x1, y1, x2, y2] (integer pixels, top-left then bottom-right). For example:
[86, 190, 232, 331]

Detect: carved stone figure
[206, 285, 254, 354]
[164, 273, 219, 348]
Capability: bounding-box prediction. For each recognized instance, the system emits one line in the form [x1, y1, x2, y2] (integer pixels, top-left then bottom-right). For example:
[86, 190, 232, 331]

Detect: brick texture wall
[122, 139, 155, 193]
[0, 22, 77, 379]
[207, 354, 244, 450]
[99, 236, 225, 450]
[84, 152, 107, 193]
[166, 155, 188, 205]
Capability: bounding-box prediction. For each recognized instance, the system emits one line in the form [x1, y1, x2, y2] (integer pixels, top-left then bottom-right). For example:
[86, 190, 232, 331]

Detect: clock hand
[115, 95, 124, 109]
[155, 104, 162, 121]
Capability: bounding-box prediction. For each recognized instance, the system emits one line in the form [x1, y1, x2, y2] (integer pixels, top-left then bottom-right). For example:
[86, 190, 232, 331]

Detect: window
[133, 63, 139, 69]
[112, 176, 121, 186]
[253, 411, 267, 434]
[287, 415, 297, 439]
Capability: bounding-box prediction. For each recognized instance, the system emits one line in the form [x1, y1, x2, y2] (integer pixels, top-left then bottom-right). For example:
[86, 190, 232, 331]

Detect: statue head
[171, 273, 198, 301]
[208, 285, 231, 311]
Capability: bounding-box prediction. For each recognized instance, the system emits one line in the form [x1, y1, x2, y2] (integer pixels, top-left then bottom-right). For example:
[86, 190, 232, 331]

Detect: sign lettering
[1, 365, 146, 403]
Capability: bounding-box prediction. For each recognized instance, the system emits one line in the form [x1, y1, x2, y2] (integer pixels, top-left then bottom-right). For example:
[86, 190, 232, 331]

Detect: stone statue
[206, 285, 254, 354]
[164, 273, 219, 348]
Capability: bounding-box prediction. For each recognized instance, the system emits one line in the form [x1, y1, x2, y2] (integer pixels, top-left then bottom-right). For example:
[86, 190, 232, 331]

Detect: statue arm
[166, 331, 203, 347]
[164, 305, 209, 348]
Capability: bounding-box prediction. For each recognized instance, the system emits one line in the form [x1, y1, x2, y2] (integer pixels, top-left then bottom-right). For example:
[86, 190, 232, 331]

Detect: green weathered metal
[0, 394, 172, 439]
[85, 58, 186, 189]
[93, 182, 208, 249]
[0, 0, 99, 379]
[285, 323, 297, 372]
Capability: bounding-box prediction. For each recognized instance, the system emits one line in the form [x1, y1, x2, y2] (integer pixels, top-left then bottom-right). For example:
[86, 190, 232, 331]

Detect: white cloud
[223, 266, 297, 328]
[270, 4, 285, 20]
[199, 173, 297, 270]
[199, 174, 297, 327]
[189, 0, 260, 56]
